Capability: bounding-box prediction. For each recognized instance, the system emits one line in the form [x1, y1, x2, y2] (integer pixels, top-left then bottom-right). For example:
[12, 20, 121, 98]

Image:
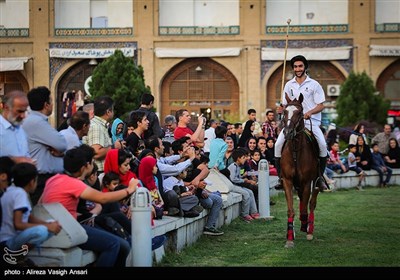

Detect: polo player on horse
[274, 55, 328, 191]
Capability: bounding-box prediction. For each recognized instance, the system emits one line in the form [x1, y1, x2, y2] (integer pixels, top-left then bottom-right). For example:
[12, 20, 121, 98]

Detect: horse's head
[283, 93, 304, 140]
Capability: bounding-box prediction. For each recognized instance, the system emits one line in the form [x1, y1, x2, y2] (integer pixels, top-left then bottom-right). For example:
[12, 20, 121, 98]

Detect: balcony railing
[54, 27, 133, 37]
[159, 25, 240, 36]
[266, 24, 348, 34]
[375, 23, 400, 33]
[0, 28, 29, 37]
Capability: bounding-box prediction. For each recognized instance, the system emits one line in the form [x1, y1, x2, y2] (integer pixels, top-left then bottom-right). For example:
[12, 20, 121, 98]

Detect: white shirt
[282, 75, 325, 126]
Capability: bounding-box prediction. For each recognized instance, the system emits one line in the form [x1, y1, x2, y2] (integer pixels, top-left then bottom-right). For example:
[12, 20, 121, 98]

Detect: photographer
[174, 109, 205, 148]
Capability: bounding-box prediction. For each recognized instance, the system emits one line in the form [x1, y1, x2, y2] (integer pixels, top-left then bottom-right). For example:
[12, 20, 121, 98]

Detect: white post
[258, 159, 274, 220]
[130, 187, 152, 267]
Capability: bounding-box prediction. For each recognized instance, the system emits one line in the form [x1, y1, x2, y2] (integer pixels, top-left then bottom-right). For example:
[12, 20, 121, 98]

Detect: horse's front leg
[307, 186, 319, 240]
[283, 178, 295, 248]
[299, 184, 311, 233]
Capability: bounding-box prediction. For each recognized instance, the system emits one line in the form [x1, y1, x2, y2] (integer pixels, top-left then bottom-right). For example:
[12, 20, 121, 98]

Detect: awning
[369, 45, 400, 56]
[49, 47, 135, 59]
[0, 57, 30, 72]
[261, 46, 352, 61]
[155, 47, 241, 58]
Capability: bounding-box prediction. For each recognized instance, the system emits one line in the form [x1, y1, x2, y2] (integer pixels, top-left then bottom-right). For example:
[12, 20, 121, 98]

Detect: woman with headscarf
[138, 156, 165, 219]
[110, 118, 125, 145]
[238, 120, 255, 148]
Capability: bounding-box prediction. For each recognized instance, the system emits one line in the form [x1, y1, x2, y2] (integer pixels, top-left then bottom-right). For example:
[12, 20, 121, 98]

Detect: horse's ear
[298, 93, 304, 103]
[285, 92, 291, 103]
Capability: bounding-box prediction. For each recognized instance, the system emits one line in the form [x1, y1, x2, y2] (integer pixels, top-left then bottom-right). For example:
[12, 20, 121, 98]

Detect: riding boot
[274, 157, 283, 190]
[318, 156, 328, 191]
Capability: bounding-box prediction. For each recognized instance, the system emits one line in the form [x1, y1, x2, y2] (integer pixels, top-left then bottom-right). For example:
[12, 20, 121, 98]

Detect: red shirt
[41, 174, 87, 219]
[174, 126, 194, 140]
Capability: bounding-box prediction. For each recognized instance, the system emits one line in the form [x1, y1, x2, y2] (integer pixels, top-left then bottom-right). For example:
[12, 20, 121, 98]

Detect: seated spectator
[223, 137, 235, 168]
[265, 137, 278, 176]
[355, 135, 372, 170]
[249, 149, 261, 173]
[0, 156, 15, 195]
[163, 169, 202, 217]
[384, 138, 400, 168]
[41, 145, 139, 267]
[208, 126, 228, 172]
[371, 143, 393, 188]
[327, 142, 348, 174]
[104, 149, 138, 187]
[227, 148, 260, 222]
[138, 156, 165, 220]
[349, 123, 368, 145]
[0, 163, 62, 266]
[347, 144, 365, 191]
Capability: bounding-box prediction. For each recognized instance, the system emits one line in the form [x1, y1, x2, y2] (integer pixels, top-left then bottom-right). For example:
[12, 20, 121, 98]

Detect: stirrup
[316, 176, 328, 192]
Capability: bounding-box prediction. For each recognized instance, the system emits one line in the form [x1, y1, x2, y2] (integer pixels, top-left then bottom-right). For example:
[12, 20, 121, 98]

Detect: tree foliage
[335, 71, 390, 127]
[88, 50, 151, 119]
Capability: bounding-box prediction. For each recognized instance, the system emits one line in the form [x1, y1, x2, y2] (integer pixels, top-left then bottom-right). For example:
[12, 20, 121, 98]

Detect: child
[371, 143, 393, 188]
[138, 156, 165, 219]
[347, 144, 365, 190]
[227, 148, 260, 222]
[265, 137, 278, 176]
[328, 142, 348, 174]
[101, 172, 130, 218]
[249, 149, 261, 173]
[0, 163, 62, 265]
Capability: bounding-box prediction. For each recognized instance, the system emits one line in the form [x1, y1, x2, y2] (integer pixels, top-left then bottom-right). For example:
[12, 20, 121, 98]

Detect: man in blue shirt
[0, 91, 33, 164]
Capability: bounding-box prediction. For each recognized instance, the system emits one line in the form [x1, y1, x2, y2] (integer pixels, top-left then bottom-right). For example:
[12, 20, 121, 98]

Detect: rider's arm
[304, 103, 325, 119]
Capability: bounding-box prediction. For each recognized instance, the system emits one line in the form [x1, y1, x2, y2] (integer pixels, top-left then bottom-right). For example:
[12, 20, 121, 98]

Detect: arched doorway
[161, 58, 239, 123]
[376, 59, 400, 106]
[266, 61, 346, 125]
[0, 71, 29, 95]
[377, 59, 400, 126]
[56, 60, 98, 126]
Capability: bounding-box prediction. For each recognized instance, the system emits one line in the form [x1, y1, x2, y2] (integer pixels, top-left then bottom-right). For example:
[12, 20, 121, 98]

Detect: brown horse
[281, 93, 321, 248]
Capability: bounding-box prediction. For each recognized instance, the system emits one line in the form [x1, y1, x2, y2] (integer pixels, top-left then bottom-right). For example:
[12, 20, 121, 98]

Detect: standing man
[274, 55, 328, 190]
[371, 124, 396, 156]
[262, 109, 278, 141]
[174, 109, 205, 148]
[83, 96, 123, 173]
[22, 86, 68, 204]
[0, 91, 33, 164]
[130, 93, 164, 139]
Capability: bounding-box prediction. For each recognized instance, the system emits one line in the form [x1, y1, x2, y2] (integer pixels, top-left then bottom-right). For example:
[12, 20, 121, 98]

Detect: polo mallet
[278, 19, 291, 121]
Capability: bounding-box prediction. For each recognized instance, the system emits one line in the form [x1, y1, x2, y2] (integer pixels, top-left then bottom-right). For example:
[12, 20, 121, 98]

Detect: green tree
[88, 49, 151, 119]
[335, 71, 390, 127]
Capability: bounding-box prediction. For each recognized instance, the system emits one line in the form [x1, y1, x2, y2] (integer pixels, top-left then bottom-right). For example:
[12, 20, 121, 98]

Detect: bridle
[283, 103, 306, 141]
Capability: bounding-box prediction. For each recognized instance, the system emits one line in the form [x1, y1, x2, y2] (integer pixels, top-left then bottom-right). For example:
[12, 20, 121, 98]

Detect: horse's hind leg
[307, 187, 319, 240]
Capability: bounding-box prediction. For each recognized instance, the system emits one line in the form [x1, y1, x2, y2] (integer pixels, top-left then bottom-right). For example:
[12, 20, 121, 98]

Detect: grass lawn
[158, 186, 400, 267]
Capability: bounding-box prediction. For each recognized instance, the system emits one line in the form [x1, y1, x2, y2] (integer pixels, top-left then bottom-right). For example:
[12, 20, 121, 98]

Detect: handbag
[95, 216, 130, 241]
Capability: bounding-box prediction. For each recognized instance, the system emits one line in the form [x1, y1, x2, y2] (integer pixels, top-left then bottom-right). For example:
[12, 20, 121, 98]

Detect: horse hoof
[285, 241, 295, 248]
[306, 234, 313, 241]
